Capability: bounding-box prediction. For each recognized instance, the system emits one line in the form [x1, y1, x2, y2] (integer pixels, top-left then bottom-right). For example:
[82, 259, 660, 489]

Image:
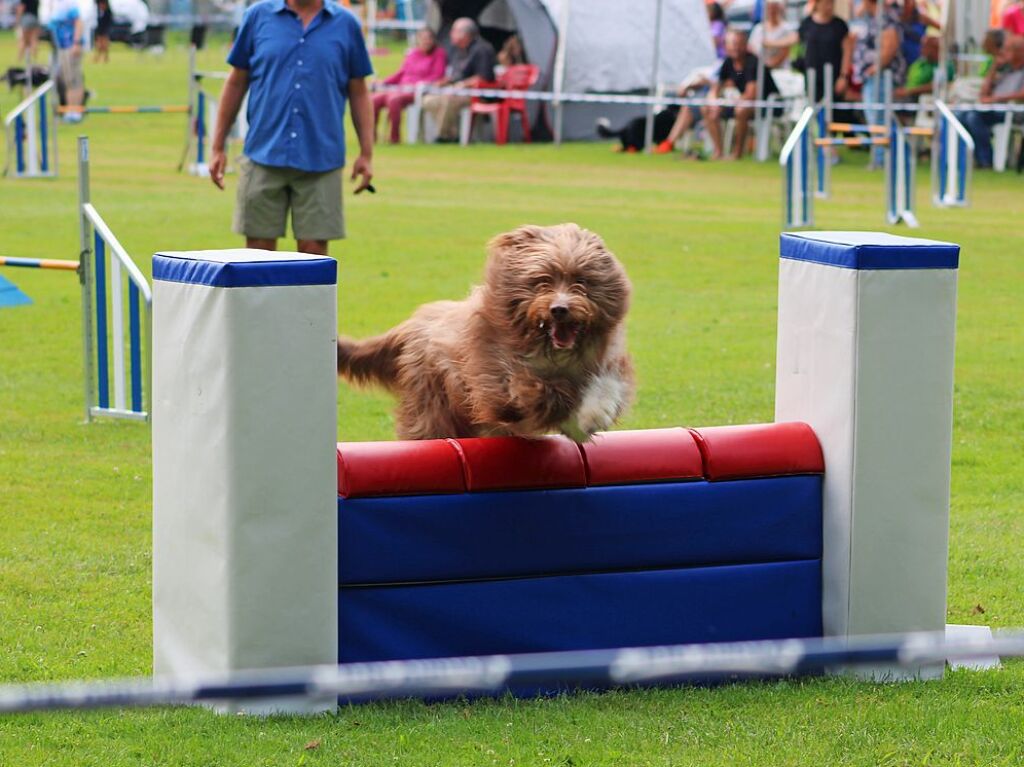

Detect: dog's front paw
[567, 371, 629, 440]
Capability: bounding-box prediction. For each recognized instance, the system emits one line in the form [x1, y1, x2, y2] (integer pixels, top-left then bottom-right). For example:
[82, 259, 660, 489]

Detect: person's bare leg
[703, 106, 724, 159]
[731, 107, 752, 159]
[247, 238, 277, 251]
[296, 239, 328, 256]
[665, 108, 694, 146]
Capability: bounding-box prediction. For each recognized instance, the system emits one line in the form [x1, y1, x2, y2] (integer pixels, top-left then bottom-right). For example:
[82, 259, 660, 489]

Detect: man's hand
[351, 154, 373, 194]
[209, 148, 227, 190]
[980, 95, 997, 104]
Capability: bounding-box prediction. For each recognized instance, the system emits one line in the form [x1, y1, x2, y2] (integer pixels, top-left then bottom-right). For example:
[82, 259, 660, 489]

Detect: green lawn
[1, 31, 1023, 766]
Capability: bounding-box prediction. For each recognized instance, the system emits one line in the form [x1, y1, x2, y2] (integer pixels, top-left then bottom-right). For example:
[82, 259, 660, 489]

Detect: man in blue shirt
[209, 0, 374, 255]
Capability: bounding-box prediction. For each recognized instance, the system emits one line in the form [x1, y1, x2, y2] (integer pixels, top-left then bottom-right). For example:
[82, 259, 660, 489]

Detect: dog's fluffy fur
[337, 223, 634, 441]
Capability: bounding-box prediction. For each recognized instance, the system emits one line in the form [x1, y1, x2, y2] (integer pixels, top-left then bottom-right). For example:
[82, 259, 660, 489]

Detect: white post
[642, 0, 664, 153]
[151, 249, 339, 714]
[552, 0, 571, 146]
[775, 231, 959, 679]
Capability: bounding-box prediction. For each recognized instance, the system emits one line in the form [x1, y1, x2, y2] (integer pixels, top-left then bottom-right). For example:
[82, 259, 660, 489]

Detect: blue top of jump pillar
[153, 250, 337, 288]
[780, 232, 959, 270]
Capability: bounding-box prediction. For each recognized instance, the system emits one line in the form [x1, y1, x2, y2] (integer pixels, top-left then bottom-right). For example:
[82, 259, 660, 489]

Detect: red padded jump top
[337, 422, 823, 497]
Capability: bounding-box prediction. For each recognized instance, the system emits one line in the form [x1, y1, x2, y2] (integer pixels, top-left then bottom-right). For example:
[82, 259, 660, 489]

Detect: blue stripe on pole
[95, 234, 109, 410]
[1, 258, 42, 268]
[785, 156, 793, 226]
[128, 281, 142, 412]
[816, 110, 826, 195]
[800, 127, 808, 223]
[888, 124, 896, 219]
[954, 133, 962, 201]
[939, 119, 948, 200]
[39, 92, 48, 172]
[196, 92, 205, 164]
[15, 115, 25, 174]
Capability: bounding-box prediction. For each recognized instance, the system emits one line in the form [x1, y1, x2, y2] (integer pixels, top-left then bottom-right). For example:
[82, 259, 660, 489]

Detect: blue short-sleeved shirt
[228, 0, 373, 173]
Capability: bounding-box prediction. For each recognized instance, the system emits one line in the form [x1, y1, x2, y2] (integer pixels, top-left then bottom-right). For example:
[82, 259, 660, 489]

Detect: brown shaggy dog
[337, 223, 634, 442]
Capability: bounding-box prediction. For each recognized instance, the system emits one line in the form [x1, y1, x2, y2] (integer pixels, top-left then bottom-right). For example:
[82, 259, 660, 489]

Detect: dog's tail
[337, 331, 403, 388]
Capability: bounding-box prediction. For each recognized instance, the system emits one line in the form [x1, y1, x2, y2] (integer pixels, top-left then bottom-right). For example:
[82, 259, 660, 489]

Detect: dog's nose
[550, 304, 570, 320]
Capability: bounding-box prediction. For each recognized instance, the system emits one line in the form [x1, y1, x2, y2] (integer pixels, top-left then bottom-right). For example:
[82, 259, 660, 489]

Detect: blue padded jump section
[339, 560, 823, 663]
[339, 476, 823, 586]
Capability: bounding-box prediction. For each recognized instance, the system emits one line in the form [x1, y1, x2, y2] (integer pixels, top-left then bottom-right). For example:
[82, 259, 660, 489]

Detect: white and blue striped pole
[780, 107, 815, 228]
[0, 630, 1010, 715]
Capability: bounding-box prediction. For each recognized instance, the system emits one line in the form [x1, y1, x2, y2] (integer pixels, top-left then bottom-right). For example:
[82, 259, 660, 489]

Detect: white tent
[429, 0, 717, 140]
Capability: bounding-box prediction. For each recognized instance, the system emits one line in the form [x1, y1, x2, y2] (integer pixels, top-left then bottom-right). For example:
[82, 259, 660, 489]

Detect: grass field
[1, 30, 1023, 766]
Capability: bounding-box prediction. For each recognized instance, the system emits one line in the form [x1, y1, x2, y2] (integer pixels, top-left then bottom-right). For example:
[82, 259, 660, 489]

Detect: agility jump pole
[0, 256, 79, 270]
[0, 628, 1010, 715]
[58, 105, 189, 115]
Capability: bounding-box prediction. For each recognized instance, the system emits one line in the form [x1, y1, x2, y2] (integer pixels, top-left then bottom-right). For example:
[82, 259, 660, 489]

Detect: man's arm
[979, 64, 999, 98]
[209, 67, 249, 190]
[348, 77, 374, 193]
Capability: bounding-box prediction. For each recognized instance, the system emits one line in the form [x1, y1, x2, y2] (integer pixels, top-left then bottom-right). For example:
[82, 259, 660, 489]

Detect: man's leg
[292, 167, 344, 254]
[702, 105, 724, 159]
[956, 110, 993, 167]
[732, 106, 753, 159]
[655, 107, 694, 152]
[420, 94, 444, 142]
[233, 157, 289, 248]
[437, 95, 471, 141]
[296, 239, 329, 255]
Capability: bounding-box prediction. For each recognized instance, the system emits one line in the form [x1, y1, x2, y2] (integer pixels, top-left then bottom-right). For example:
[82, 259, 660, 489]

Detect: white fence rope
[0, 631, 1016, 715]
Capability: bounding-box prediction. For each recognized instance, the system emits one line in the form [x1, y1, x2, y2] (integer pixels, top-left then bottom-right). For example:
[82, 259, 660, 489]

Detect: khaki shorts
[57, 48, 83, 91]
[233, 156, 345, 241]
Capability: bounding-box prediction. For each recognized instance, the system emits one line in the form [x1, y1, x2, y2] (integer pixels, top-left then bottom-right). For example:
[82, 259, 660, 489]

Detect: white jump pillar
[151, 250, 338, 714]
[775, 232, 958, 677]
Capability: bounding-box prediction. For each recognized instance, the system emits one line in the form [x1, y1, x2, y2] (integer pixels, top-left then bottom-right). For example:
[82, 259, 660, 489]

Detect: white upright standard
[151, 250, 339, 714]
[774, 231, 959, 679]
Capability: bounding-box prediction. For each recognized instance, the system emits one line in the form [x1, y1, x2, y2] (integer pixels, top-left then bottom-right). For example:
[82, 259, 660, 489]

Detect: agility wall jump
[151, 232, 959, 714]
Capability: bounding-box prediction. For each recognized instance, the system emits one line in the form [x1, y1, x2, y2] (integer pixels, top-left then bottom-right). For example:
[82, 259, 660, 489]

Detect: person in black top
[798, 0, 853, 101]
[701, 28, 776, 159]
[422, 17, 496, 141]
[94, 0, 113, 63]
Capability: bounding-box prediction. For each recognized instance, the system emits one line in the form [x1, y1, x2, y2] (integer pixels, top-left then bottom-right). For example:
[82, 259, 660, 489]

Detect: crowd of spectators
[606, 0, 1024, 167]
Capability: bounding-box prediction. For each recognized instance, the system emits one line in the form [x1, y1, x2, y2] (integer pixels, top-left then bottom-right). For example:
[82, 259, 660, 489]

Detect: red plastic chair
[462, 64, 540, 145]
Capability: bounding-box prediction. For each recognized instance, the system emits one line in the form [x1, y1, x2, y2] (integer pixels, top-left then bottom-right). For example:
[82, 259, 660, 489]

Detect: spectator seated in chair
[373, 27, 446, 144]
[652, 65, 719, 155]
[702, 28, 777, 160]
[956, 36, 1024, 168]
[422, 17, 495, 142]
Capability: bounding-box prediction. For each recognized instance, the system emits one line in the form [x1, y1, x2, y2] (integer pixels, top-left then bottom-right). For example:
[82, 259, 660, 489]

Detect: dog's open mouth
[548, 320, 581, 350]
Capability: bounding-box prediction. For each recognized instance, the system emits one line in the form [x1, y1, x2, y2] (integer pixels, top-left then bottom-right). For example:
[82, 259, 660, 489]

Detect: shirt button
[297, 60, 303, 66]
[290, 131, 297, 138]
[295, 83, 301, 89]
[299, 37, 304, 43]
[293, 108, 298, 114]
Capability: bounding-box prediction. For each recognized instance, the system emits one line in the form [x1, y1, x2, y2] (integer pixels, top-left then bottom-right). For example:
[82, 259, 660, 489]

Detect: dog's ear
[486, 225, 547, 262]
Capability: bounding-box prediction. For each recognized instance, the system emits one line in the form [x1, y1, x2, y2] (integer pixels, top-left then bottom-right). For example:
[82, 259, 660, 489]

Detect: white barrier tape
[372, 83, 1024, 115]
[0, 631, 1017, 714]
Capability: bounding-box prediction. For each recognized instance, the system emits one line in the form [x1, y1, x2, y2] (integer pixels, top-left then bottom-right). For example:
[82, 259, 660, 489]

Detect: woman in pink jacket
[374, 28, 447, 144]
